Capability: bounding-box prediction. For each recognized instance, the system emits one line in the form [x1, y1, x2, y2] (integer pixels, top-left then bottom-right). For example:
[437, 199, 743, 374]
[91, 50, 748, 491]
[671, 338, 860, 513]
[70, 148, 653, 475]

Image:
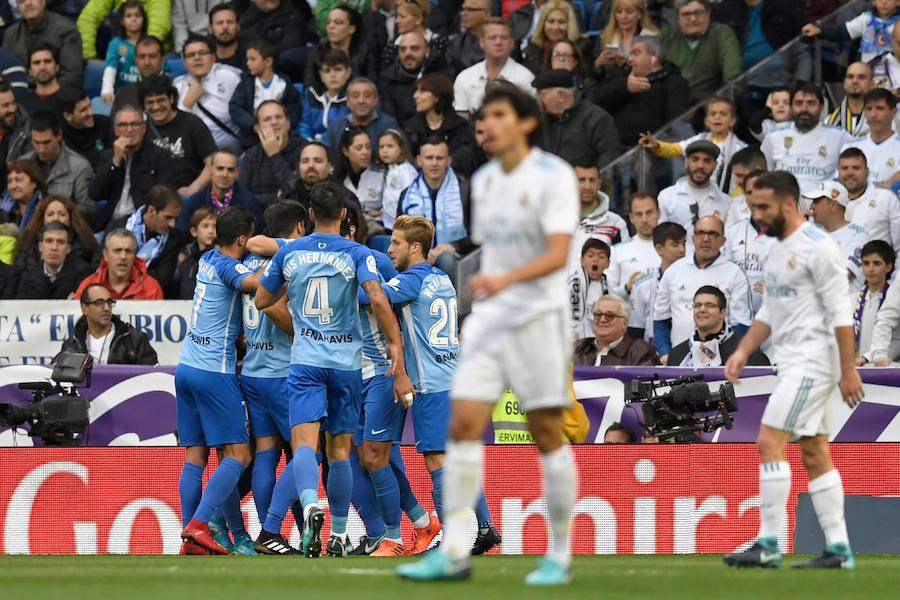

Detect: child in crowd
[229, 38, 300, 149]
[358, 129, 419, 237]
[176, 207, 217, 299]
[569, 238, 611, 339]
[803, 0, 899, 63]
[856, 240, 895, 362]
[639, 96, 747, 192]
[300, 49, 352, 143]
[749, 87, 791, 143]
[101, 0, 147, 104]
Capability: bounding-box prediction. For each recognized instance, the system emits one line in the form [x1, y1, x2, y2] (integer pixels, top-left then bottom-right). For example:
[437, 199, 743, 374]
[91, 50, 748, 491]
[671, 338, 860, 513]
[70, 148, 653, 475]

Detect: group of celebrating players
[170, 80, 862, 586]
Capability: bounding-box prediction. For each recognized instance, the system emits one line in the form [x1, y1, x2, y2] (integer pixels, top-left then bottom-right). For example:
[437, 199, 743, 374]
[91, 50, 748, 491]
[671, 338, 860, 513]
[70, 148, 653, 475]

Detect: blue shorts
[288, 364, 362, 436]
[241, 375, 290, 440]
[412, 390, 450, 454]
[355, 374, 406, 445]
[175, 363, 249, 448]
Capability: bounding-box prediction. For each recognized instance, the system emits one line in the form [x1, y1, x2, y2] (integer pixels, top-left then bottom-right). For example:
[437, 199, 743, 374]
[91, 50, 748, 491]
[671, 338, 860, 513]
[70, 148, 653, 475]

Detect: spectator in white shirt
[804, 180, 870, 293]
[837, 147, 900, 258]
[629, 221, 686, 342]
[725, 169, 775, 313]
[854, 240, 896, 365]
[607, 193, 661, 298]
[174, 34, 242, 154]
[724, 146, 767, 227]
[453, 17, 535, 120]
[568, 162, 629, 273]
[840, 88, 900, 187]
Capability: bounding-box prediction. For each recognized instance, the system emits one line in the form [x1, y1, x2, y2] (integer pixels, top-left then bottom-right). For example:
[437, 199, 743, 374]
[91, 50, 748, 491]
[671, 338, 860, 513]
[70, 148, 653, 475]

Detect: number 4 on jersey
[303, 276, 335, 325]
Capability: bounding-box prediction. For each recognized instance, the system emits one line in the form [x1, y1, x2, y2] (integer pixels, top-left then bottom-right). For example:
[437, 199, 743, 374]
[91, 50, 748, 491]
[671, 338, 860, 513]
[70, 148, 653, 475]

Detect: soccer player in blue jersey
[239, 201, 306, 554]
[177, 206, 260, 556]
[254, 182, 408, 558]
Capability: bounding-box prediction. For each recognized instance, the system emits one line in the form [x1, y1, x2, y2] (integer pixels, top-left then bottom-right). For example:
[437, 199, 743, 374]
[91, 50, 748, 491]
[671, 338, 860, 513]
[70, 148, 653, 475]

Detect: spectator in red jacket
[75, 228, 164, 300]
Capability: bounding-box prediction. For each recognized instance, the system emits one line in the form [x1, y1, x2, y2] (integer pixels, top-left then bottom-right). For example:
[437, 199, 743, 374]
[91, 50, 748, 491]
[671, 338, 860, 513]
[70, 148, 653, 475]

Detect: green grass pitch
[1, 555, 898, 599]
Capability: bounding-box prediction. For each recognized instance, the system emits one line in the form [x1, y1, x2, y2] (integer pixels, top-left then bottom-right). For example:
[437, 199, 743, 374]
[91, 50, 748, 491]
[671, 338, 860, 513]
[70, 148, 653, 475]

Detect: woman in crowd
[303, 4, 377, 88]
[357, 129, 418, 240]
[381, 0, 448, 68]
[594, 0, 658, 72]
[15, 195, 98, 266]
[0, 159, 46, 231]
[336, 125, 373, 199]
[404, 74, 476, 173]
[542, 39, 600, 102]
[521, 0, 581, 74]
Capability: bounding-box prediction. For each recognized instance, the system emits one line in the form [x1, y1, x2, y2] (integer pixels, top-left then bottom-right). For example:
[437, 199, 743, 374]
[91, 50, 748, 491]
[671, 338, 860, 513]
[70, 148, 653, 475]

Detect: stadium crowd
[0, 0, 899, 370]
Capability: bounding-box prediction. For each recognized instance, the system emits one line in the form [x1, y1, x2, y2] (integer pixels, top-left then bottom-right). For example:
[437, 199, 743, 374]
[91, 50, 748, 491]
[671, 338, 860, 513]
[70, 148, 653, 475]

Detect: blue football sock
[221, 487, 246, 537]
[263, 458, 297, 534]
[251, 448, 280, 524]
[370, 465, 401, 535]
[351, 451, 385, 537]
[237, 460, 253, 498]
[474, 491, 493, 530]
[429, 467, 444, 523]
[390, 446, 418, 515]
[290, 502, 304, 537]
[178, 462, 204, 527]
[193, 457, 245, 524]
[327, 459, 352, 535]
[293, 446, 320, 505]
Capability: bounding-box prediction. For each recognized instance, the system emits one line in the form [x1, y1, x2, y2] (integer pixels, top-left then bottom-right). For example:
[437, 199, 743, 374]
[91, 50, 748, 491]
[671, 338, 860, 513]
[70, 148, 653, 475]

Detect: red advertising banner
[1, 445, 898, 555]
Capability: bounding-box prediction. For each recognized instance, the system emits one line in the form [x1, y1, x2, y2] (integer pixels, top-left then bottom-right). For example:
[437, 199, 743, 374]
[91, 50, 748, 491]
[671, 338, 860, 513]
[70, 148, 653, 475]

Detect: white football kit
[453, 149, 578, 411]
[841, 132, 900, 184]
[756, 222, 853, 437]
[629, 269, 661, 342]
[829, 222, 870, 293]
[606, 236, 660, 297]
[845, 185, 900, 257]
[761, 123, 855, 193]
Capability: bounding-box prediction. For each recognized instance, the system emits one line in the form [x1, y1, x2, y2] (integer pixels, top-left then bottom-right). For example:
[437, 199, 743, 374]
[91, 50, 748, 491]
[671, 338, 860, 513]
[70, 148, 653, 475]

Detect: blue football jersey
[381, 263, 458, 393]
[242, 241, 292, 378]
[358, 250, 398, 380]
[180, 248, 251, 374]
[260, 232, 379, 370]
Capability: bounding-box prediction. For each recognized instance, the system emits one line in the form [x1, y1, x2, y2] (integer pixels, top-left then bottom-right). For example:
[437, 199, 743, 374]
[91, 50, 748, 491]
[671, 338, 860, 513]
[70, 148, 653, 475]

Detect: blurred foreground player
[176, 206, 259, 555]
[397, 85, 579, 585]
[724, 171, 862, 570]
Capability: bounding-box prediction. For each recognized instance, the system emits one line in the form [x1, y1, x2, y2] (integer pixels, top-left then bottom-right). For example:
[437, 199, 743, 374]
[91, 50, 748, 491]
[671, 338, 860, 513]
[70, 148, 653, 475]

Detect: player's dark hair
[56, 86, 89, 115]
[39, 221, 72, 243]
[137, 74, 176, 107]
[839, 146, 868, 164]
[605, 422, 636, 443]
[652, 222, 686, 246]
[145, 184, 181, 212]
[694, 285, 726, 309]
[341, 196, 368, 243]
[790, 81, 824, 106]
[743, 168, 767, 190]
[216, 206, 255, 245]
[265, 201, 307, 237]
[752, 171, 800, 206]
[481, 82, 544, 147]
[861, 239, 896, 267]
[208, 2, 238, 24]
[581, 237, 610, 258]
[309, 181, 348, 223]
[30, 110, 61, 134]
[629, 192, 659, 211]
[729, 147, 766, 169]
[864, 87, 897, 109]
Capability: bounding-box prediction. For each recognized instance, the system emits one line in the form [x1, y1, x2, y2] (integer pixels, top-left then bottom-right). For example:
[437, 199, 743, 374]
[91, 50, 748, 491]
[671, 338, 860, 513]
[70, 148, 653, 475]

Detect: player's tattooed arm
[263, 295, 294, 336]
[246, 235, 280, 257]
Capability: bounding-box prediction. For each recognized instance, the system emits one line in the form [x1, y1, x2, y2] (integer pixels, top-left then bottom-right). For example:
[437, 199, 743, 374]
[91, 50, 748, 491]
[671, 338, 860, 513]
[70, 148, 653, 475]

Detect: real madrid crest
[870, 198, 877, 207]
[890, 157, 896, 168]
[787, 255, 797, 269]
[519, 193, 528, 206]
[831, 189, 839, 200]
[818, 145, 827, 157]
[784, 137, 793, 150]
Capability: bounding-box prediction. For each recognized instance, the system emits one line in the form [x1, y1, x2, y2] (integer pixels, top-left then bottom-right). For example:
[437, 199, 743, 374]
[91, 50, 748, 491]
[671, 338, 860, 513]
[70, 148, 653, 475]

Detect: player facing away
[239, 201, 306, 549]
[397, 85, 580, 585]
[723, 171, 863, 570]
[176, 206, 260, 555]
[254, 182, 411, 557]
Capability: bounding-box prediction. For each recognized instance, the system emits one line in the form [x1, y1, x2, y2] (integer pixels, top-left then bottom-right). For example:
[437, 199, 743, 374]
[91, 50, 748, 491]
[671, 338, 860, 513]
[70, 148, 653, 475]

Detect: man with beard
[567, 162, 629, 274]
[838, 147, 900, 257]
[825, 62, 873, 137]
[58, 86, 112, 166]
[278, 142, 339, 207]
[209, 3, 246, 71]
[805, 181, 870, 293]
[24, 44, 60, 114]
[379, 32, 446, 126]
[840, 88, 900, 186]
[113, 36, 167, 114]
[0, 81, 31, 186]
[762, 83, 854, 196]
[657, 140, 731, 242]
[178, 150, 265, 234]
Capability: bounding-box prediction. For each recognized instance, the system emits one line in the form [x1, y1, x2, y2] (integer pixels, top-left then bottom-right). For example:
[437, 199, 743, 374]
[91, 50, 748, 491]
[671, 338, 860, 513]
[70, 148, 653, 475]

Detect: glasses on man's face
[679, 8, 707, 19]
[694, 229, 722, 239]
[184, 50, 211, 59]
[692, 302, 720, 311]
[115, 121, 145, 130]
[84, 299, 116, 307]
[593, 311, 624, 322]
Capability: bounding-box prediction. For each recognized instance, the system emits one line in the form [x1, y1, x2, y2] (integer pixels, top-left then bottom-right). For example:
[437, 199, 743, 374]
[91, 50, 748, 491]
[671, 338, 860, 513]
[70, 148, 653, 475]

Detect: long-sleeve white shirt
[845, 185, 900, 258]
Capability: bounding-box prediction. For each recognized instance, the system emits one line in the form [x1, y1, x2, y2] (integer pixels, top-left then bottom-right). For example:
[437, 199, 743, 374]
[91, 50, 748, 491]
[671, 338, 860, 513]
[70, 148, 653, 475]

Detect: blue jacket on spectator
[176, 181, 266, 235]
[299, 85, 349, 143]
[229, 72, 302, 150]
[326, 111, 399, 154]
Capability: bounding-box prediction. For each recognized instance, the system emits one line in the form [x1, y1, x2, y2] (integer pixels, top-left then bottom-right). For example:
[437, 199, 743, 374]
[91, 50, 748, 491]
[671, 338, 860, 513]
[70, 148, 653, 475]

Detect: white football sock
[758, 461, 791, 541]
[542, 445, 577, 568]
[809, 469, 849, 546]
[440, 439, 483, 561]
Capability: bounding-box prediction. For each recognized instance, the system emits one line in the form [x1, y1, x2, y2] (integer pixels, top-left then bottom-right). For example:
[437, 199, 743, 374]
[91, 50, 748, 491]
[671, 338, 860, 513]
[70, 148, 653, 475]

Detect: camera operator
[668, 286, 769, 367]
[574, 295, 659, 366]
[57, 284, 158, 365]
[603, 422, 637, 444]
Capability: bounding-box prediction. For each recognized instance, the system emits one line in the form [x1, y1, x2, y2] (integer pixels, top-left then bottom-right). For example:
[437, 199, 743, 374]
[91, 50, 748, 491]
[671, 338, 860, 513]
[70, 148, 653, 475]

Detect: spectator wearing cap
[10, 221, 92, 299]
[453, 17, 535, 120]
[573, 295, 659, 366]
[3, 0, 84, 89]
[535, 69, 622, 170]
[658, 0, 742, 101]
[657, 139, 731, 241]
[805, 181, 871, 293]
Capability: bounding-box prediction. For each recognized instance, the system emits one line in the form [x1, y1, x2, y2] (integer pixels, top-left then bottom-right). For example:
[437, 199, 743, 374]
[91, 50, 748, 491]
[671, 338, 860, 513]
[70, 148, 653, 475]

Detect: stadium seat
[83, 61, 105, 99]
[166, 58, 187, 79]
[91, 97, 111, 116]
[293, 82, 305, 98]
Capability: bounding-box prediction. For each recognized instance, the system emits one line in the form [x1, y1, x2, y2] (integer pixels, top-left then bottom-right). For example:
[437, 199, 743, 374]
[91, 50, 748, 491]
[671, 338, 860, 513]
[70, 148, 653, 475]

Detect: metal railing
[598, 0, 867, 210]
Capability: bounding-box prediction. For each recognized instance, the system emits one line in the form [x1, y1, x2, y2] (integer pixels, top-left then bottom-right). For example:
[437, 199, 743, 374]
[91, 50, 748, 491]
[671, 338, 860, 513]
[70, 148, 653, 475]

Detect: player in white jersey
[628, 222, 686, 342]
[805, 181, 871, 293]
[839, 88, 900, 185]
[838, 147, 900, 257]
[397, 85, 578, 586]
[606, 194, 661, 298]
[761, 83, 855, 196]
[724, 171, 862, 571]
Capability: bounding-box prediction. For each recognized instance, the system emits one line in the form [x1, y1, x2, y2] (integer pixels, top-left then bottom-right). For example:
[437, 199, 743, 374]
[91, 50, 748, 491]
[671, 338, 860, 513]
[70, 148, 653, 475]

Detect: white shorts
[761, 370, 835, 438]
[452, 308, 571, 411]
